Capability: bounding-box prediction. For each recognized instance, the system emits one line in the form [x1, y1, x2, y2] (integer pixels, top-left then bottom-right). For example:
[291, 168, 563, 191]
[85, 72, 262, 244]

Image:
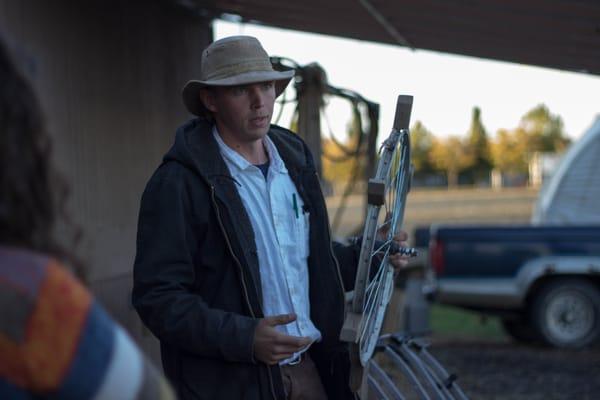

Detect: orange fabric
[0, 261, 91, 392]
[0, 332, 28, 387]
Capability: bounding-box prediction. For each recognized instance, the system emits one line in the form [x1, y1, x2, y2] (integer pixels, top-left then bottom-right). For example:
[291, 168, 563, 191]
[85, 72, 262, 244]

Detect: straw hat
[182, 36, 294, 116]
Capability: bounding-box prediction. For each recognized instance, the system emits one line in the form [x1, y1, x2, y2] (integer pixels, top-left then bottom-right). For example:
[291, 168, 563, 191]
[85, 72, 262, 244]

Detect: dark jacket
[132, 118, 360, 399]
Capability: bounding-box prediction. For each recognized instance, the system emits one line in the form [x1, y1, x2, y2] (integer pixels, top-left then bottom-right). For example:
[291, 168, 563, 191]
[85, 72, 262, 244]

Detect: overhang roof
[186, 0, 600, 76]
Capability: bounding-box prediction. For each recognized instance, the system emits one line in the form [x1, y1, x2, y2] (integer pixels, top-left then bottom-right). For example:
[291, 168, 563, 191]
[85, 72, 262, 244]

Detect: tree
[465, 107, 492, 183]
[410, 121, 435, 173]
[490, 128, 530, 173]
[430, 135, 471, 187]
[519, 104, 571, 153]
[491, 104, 571, 176]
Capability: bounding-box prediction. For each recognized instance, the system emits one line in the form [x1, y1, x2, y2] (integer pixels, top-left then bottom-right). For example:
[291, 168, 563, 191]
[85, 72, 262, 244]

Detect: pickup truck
[419, 117, 600, 348]
[422, 225, 600, 348]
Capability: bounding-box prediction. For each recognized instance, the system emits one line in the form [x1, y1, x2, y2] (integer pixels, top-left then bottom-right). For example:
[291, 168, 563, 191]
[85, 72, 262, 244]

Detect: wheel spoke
[373, 239, 393, 257]
[357, 132, 412, 365]
[361, 279, 384, 346]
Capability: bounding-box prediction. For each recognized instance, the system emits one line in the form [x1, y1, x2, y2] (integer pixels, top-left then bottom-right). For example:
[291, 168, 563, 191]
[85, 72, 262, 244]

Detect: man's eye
[232, 87, 246, 95]
[262, 82, 274, 90]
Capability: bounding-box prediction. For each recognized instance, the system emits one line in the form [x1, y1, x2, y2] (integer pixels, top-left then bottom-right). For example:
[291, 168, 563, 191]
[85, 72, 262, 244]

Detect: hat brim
[182, 68, 295, 117]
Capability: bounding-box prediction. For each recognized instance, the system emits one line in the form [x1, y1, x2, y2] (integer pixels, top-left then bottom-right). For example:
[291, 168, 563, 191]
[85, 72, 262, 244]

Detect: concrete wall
[0, 0, 211, 359]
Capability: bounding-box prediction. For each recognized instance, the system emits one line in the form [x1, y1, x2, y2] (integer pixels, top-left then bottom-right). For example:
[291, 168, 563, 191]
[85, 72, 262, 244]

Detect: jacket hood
[163, 118, 211, 171]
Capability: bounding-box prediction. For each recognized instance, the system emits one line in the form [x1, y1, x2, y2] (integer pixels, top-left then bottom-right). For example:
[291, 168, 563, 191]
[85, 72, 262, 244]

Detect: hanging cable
[270, 56, 380, 236]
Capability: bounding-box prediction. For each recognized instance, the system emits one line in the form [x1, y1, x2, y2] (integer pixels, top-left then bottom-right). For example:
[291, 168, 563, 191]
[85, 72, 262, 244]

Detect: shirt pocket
[270, 177, 309, 258]
[295, 210, 310, 260]
[280, 194, 309, 260]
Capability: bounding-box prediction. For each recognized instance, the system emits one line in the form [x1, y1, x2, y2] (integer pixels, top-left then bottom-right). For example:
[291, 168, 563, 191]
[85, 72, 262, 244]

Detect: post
[296, 63, 327, 178]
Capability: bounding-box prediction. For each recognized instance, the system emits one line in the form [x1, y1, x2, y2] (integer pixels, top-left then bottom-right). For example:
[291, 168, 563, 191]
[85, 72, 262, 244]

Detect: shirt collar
[212, 126, 288, 175]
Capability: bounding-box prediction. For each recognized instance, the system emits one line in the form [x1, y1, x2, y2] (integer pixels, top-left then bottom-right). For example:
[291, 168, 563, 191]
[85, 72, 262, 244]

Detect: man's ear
[199, 88, 218, 113]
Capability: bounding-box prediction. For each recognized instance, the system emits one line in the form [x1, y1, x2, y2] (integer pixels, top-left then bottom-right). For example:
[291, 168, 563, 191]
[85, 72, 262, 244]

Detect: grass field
[327, 186, 540, 339]
[430, 304, 507, 340]
[326, 186, 539, 239]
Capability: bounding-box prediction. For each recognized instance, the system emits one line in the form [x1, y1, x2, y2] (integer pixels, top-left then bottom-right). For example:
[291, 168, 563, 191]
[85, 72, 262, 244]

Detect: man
[132, 36, 408, 400]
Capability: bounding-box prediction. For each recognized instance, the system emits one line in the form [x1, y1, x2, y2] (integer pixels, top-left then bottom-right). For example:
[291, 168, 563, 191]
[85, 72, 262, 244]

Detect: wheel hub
[546, 291, 593, 343]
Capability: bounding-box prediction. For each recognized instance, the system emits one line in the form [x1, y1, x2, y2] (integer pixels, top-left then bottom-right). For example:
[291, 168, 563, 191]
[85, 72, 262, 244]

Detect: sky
[214, 19, 600, 144]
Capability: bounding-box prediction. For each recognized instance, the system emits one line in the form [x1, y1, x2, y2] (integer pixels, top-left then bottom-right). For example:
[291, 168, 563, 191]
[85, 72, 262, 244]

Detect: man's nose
[249, 85, 265, 108]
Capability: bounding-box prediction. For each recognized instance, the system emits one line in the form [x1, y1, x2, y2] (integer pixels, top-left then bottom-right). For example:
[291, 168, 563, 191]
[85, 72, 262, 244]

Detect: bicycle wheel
[358, 129, 412, 364]
[340, 94, 415, 390]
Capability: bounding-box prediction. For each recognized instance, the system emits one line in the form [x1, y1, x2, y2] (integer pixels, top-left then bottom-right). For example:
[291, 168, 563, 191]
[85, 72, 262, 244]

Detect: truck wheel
[532, 279, 600, 348]
[501, 318, 539, 344]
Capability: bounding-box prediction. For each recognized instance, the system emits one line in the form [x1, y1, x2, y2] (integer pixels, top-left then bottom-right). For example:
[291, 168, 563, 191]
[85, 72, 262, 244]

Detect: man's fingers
[254, 315, 314, 365]
[390, 253, 409, 262]
[389, 254, 410, 273]
[264, 313, 297, 327]
[393, 230, 408, 242]
[264, 352, 295, 365]
[257, 335, 311, 365]
[274, 332, 312, 348]
[272, 344, 305, 356]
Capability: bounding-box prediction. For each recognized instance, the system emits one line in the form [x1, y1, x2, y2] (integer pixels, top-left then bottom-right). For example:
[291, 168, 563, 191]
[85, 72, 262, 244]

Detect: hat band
[204, 58, 274, 81]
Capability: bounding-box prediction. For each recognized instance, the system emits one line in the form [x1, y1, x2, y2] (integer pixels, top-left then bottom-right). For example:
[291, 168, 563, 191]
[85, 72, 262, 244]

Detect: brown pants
[280, 354, 328, 400]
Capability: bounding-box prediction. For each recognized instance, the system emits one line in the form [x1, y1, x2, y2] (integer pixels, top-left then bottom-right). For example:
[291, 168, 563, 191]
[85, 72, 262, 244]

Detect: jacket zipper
[210, 185, 256, 319]
[210, 185, 279, 400]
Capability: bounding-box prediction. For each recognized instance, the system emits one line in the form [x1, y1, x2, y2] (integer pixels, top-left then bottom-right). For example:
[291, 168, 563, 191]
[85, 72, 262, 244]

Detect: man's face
[202, 81, 276, 143]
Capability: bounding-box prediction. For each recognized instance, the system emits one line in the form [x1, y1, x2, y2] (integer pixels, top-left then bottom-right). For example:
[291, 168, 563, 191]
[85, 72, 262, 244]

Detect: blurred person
[132, 35, 409, 400]
[0, 35, 175, 399]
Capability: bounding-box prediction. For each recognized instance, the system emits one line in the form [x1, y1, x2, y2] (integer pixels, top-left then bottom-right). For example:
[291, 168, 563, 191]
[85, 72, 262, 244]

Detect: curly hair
[0, 36, 85, 280]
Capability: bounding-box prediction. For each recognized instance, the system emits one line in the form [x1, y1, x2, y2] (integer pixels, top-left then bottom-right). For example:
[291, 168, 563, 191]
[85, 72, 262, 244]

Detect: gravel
[433, 338, 600, 400]
[375, 337, 600, 400]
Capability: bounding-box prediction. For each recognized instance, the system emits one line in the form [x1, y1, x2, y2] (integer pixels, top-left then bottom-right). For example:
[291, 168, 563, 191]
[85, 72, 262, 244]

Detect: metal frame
[340, 95, 417, 391]
[367, 334, 469, 400]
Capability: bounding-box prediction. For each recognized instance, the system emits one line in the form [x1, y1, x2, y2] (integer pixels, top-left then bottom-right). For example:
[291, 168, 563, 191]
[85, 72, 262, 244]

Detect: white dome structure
[532, 116, 600, 225]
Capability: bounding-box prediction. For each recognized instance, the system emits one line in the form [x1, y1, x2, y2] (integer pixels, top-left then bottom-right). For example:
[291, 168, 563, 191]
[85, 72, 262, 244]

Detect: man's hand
[376, 217, 411, 274]
[388, 230, 410, 274]
[253, 313, 312, 365]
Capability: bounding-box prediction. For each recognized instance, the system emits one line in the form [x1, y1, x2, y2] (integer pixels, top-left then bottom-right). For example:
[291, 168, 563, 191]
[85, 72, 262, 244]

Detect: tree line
[322, 103, 571, 189]
[411, 104, 570, 187]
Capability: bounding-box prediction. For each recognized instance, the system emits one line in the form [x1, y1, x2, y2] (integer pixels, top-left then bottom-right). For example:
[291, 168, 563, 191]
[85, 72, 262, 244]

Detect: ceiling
[180, 0, 600, 76]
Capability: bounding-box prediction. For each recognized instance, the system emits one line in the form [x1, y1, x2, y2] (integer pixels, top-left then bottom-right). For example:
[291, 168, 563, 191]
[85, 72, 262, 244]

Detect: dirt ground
[377, 337, 600, 400]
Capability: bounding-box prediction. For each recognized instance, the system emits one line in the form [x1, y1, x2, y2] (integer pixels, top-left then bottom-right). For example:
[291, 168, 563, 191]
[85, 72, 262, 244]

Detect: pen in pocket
[292, 193, 299, 219]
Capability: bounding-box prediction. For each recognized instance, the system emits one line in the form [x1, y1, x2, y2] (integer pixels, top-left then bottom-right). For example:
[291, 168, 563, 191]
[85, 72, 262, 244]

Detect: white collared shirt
[212, 128, 321, 363]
